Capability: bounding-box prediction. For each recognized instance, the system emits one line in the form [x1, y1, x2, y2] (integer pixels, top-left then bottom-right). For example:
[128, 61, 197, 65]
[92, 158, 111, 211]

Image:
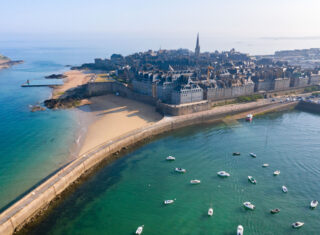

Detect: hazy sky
[2, 0, 319, 37]
[1, 0, 320, 54]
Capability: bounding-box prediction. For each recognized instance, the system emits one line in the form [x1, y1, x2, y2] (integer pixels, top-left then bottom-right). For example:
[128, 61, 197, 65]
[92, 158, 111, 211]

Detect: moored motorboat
[292, 221, 304, 229]
[282, 185, 288, 193]
[217, 171, 230, 177]
[270, 208, 280, 214]
[249, 152, 257, 158]
[233, 152, 241, 156]
[237, 225, 244, 235]
[166, 156, 175, 161]
[243, 201, 255, 210]
[164, 199, 175, 205]
[310, 200, 318, 209]
[262, 163, 269, 167]
[246, 114, 253, 121]
[175, 168, 186, 173]
[248, 176, 257, 184]
[208, 208, 213, 216]
[190, 179, 201, 184]
[135, 225, 144, 234]
[273, 170, 280, 176]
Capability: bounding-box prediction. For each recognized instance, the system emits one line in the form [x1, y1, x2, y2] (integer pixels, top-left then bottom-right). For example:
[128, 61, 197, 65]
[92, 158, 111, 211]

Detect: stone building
[156, 80, 175, 103]
[171, 83, 203, 105]
[309, 73, 320, 85]
[132, 72, 157, 97]
[255, 79, 274, 92]
[206, 83, 254, 100]
[273, 77, 290, 91]
[291, 76, 309, 87]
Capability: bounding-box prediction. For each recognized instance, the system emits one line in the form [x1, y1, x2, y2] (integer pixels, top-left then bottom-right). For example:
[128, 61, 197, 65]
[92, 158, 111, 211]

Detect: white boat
[273, 170, 280, 176]
[310, 200, 318, 209]
[262, 163, 269, 167]
[175, 168, 186, 173]
[246, 114, 253, 121]
[190, 179, 201, 184]
[292, 221, 304, 229]
[237, 225, 244, 235]
[164, 200, 175, 205]
[166, 156, 175, 161]
[208, 208, 213, 216]
[282, 185, 288, 193]
[243, 201, 255, 210]
[135, 225, 144, 234]
[248, 176, 257, 184]
[249, 152, 257, 158]
[217, 171, 230, 177]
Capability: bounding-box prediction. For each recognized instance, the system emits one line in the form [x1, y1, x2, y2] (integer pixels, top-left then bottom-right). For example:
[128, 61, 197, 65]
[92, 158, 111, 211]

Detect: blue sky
[1, 0, 320, 54]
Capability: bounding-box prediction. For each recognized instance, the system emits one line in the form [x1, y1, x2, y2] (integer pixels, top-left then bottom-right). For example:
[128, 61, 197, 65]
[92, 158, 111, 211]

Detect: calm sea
[28, 111, 320, 235]
[0, 46, 108, 209]
[1, 37, 320, 233]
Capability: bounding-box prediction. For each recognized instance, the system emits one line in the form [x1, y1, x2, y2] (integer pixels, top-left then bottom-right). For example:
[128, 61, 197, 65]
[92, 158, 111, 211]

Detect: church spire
[195, 33, 200, 57]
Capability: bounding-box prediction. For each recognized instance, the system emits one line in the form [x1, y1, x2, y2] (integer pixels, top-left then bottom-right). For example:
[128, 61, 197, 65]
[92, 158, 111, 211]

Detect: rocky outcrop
[0, 59, 23, 70]
[45, 74, 67, 79]
[44, 97, 83, 109]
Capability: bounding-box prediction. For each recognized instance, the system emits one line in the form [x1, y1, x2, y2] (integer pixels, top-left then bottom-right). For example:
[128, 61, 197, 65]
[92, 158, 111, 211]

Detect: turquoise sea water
[27, 110, 320, 235]
[0, 46, 107, 209]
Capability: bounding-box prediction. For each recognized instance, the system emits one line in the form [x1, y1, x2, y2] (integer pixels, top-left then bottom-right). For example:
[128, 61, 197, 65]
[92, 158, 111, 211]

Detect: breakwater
[0, 100, 297, 235]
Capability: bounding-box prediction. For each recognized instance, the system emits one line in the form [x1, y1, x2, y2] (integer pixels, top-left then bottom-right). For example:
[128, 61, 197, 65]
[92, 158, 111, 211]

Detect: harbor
[0, 99, 297, 234]
[22, 110, 320, 235]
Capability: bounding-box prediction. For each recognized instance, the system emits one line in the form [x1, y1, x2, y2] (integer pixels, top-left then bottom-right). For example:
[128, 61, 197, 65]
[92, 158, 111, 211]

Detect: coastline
[0, 58, 23, 70]
[0, 97, 298, 235]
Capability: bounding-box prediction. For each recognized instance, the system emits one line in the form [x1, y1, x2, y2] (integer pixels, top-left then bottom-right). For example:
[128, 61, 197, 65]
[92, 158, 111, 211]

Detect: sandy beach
[52, 70, 94, 99]
[78, 94, 163, 155]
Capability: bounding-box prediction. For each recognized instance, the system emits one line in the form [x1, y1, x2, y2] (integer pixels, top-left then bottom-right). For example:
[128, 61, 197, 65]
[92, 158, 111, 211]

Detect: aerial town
[74, 34, 320, 105]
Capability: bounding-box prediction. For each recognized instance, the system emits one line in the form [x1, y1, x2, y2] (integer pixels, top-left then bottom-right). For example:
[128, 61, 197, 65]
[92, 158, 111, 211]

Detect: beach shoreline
[0, 97, 298, 235]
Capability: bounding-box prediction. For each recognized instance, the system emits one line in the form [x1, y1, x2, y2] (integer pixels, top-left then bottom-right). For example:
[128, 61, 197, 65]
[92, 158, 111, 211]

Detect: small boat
[135, 225, 144, 235]
[270, 208, 280, 214]
[248, 176, 257, 184]
[246, 114, 253, 122]
[217, 171, 230, 177]
[237, 225, 244, 235]
[175, 168, 186, 173]
[190, 179, 201, 184]
[164, 200, 175, 205]
[292, 221, 304, 229]
[233, 152, 241, 156]
[262, 163, 269, 167]
[249, 152, 257, 158]
[310, 200, 318, 209]
[282, 185, 288, 193]
[273, 170, 280, 176]
[243, 201, 255, 210]
[166, 156, 175, 161]
[208, 208, 213, 216]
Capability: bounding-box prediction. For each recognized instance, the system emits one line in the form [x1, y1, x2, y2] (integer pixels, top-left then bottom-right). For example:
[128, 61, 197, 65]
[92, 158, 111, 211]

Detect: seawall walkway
[0, 100, 297, 234]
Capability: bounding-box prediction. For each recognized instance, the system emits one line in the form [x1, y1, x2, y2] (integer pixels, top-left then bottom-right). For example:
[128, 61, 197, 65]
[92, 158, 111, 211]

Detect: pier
[21, 79, 63, 87]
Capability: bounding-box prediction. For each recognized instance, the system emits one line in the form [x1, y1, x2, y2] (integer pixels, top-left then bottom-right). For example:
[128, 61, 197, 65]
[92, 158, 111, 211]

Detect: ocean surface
[0, 46, 107, 209]
[28, 110, 320, 235]
[1, 38, 320, 233]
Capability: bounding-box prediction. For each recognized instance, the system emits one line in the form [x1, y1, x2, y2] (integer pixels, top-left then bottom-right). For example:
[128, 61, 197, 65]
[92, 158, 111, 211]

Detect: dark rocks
[44, 97, 82, 109]
[45, 74, 67, 79]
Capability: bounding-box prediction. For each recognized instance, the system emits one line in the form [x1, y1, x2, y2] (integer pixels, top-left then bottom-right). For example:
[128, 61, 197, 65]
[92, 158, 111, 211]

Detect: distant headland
[0, 54, 23, 70]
